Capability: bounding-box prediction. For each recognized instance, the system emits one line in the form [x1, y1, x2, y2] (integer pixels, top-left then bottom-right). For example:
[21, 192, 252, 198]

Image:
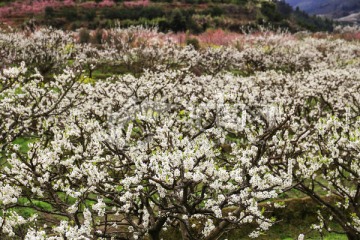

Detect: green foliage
[186, 37, 200, 50]
[12, 137, 35, 153]
[92, 29, 103, 44]
[62, 7, 78, 21]
[45, 6, 55, 19]
[79, 28, 90, 43]
[201, 5, 224, 17]
[233, 0, 248, 5]
[102, 6, 164, 20]
[84, 9, 96, 21]
[292, 9, 333, 32]
[261, 1, 283, 22]
[169, 9, 187, 32]
[151, 0, 173, 3]
[276, 0, 292, 18]
[140, 6, 165, 19]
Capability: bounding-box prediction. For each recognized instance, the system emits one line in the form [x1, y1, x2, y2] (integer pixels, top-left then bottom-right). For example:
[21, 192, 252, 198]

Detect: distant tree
[170, 9, 187, 32]
[85, 9, 96, 21]
[261, 1, 283, 22]
[92, 28, 104, 44]
[63, 7, 78, 21]
[158, 19, 170, 32]
[186, 37, 200, 49]
[79, 28, 90, 43]
[276, 0, 292, 19]
[206, 6, 223, 17]
[140, 6, 165, 20]
[234, 0, 248, 5]
[45, 6, 55, 19]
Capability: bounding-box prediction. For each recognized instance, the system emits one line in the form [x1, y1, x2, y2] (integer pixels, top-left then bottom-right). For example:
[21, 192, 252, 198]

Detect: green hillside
[285, 0, 360, 19]
[0, 0, 333, 32]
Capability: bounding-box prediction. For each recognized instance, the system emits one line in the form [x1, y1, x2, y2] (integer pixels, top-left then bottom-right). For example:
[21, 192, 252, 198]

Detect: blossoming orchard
[0, 26, 360, 240]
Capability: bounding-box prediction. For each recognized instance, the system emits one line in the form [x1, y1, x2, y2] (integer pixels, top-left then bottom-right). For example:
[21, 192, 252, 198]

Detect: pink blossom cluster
[0, 0, 74, 18]
[123, 0, 149, 8]
[74, 27, 306, 48]
[77, 0, 115, 9]
[168, 29, 242, 46]
[87, 27, 289, 48]
[0, 0, 118, 19]
[102, 29, 243, 47]
[98, 0, 115, 7]
[329, 32, 360, 41]
[168, 32, 187, 44]
[79, 1, 98, 8]
[194, 29, 241, 46]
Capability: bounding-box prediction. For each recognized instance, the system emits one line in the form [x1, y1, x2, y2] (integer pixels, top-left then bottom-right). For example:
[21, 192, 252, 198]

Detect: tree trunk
[345, 231, 359, 240]
[180, 220, 192, 240]
[148, 217, 167, 240]
[149, 229, 161, 240]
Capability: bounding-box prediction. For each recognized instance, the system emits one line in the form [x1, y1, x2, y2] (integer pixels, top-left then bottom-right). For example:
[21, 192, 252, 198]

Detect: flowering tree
[0, 27, 360, 240]
[0, 62, 292, 240]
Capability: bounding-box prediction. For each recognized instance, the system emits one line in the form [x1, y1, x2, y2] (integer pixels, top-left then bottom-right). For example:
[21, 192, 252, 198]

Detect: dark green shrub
[92, 29, 103, 44]
[276, 0, 292, 18]
[187, 18, 203, 34]
[140, 6, 165, 19]
[45, 6, 55, 19]
[169, 9, 187, 32]
[186, 37, 200, 50]
[88, 20, 100, 30]
[233, 0, 248, 5]
[261, 2, 283, 22]
[211, 0, 232, 4]
[79, 28, 90, 43]
[46, 18, 67, 28]
[85, 9, 96, 21]
[70, 21, 81, 30]
[206, 6, 223, 17]
[158, 19, 170, 32]
[63, 8, 78, 21]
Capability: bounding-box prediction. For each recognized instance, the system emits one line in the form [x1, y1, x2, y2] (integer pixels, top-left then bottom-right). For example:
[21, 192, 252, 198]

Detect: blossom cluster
[0, 0, 75, 18]
[0, 0, 118, 19]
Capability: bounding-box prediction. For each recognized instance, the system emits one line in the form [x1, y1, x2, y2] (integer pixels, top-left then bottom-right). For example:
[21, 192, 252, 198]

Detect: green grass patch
[12, 137, 35, 153]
